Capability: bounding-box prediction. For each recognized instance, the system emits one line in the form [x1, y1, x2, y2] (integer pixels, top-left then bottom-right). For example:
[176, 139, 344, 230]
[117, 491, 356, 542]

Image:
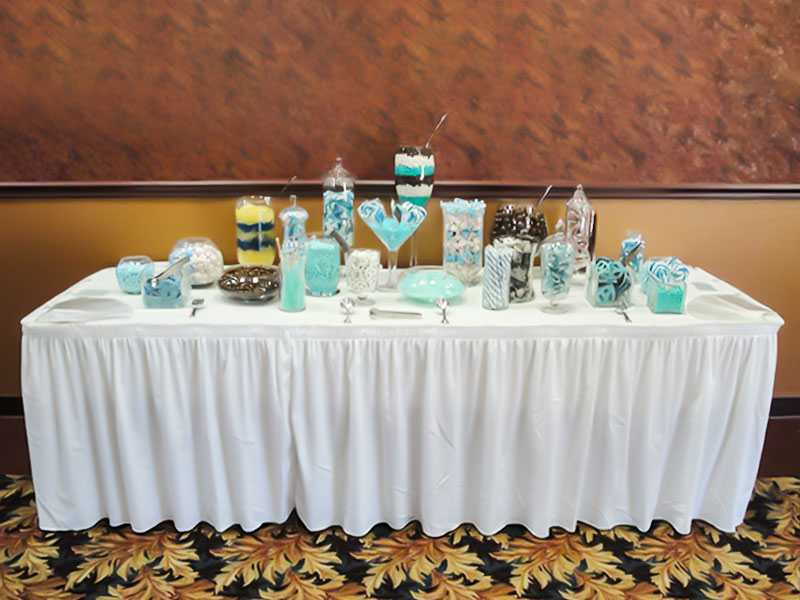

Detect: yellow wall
[2, 197, 797, 397]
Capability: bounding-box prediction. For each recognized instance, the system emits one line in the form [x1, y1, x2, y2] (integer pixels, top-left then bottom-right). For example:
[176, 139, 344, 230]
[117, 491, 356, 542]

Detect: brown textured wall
[1, 197, 798, 398]
[1, 1, 798, 183]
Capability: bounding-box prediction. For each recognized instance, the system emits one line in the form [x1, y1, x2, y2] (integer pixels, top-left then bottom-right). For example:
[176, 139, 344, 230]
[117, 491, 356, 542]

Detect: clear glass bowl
[168, 237, 224, 286]
[116, 256, 154, 294]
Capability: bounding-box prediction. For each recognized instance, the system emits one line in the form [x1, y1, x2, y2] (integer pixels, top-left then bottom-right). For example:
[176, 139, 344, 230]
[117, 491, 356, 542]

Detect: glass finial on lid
[279, 194, 309, 240]
[323, 157, 355, 192]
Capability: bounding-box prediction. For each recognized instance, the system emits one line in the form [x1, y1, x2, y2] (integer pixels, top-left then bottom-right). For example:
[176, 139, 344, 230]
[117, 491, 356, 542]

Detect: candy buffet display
[168, 237, 224, 286]
[322, 158, 356, 247]
[142, 258, 192, 309]
[236, 196, 276, 265]
[491, 205, 548, 244]
[345, 248, 380, 301]
[620, 232, 645, 278]
[644, 257, 689, 314]
[540, 220, 578, 312]
[305, 234, 341, 296]
[586, 257, 632, 307]
[218, 266, 281, 303]
[357, 198, 427, 289]
[494, 236, 535, 302]
[278, 236, 306, 312]
[482, 242, 513, 310]
[115, 256, 154, 294]
[398, 269, 465, 303]
[441, 198, 486, 286]
[565, 184, 595, 272]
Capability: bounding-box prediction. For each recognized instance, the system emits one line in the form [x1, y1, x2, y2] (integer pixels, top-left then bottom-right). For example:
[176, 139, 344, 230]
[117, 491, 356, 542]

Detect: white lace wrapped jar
[346, 248, 380, 301]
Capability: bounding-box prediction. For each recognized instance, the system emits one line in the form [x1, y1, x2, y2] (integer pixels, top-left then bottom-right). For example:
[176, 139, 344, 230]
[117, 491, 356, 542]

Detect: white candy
[346, 249, 380, 297]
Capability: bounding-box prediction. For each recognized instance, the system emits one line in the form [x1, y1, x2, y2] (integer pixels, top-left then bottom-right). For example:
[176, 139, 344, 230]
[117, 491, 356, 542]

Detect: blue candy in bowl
[398, 269, 466, 303]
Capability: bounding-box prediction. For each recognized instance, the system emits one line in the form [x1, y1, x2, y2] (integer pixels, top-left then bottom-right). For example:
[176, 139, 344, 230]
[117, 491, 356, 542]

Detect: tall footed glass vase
[394, 146, 434, 267]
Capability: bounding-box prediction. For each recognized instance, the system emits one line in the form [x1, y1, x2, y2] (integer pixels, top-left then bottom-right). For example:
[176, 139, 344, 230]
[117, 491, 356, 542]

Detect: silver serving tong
[435, 297, 450, 324]
[615, 300, 632, 323]
[369, 307, 423, 319]
[148, 256, 191, 288]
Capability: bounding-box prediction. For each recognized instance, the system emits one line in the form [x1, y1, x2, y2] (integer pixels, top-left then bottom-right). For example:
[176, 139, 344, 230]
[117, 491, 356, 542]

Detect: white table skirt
[21, 267, 783, 535]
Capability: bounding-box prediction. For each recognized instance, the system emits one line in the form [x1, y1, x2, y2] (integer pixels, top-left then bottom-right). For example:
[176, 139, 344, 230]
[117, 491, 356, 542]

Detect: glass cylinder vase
[441, 198, 486, 286]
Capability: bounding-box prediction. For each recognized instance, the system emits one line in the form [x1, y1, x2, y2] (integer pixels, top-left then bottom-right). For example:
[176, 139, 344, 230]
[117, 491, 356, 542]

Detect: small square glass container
[586, 257, 632, 308]
[142, 263, 192, 308]
[647, 280, 686, 314]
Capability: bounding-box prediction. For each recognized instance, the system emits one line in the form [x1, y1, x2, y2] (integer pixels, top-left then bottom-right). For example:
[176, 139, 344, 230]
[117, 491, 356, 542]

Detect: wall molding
[1, 181, 800, 200]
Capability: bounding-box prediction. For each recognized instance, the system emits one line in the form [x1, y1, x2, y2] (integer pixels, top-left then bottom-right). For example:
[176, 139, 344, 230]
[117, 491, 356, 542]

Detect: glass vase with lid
[322, 157, 356, 247]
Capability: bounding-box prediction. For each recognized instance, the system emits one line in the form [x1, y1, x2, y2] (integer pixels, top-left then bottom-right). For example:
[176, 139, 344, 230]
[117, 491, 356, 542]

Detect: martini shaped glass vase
[357, 198, 427, 289]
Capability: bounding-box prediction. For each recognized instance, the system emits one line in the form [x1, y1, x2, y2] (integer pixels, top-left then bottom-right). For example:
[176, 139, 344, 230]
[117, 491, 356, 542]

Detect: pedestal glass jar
[168, 237, 224, 286]
[565, 184, 595, 272]
[116, 256, 154, 294]
[441, 199, 486, 286]
[323, 158, 355, 247]
[540, 220, 578, 312]
[236, 196, 276, 265]
[305, 233, 341, 296]
[346, 248, 380, 302]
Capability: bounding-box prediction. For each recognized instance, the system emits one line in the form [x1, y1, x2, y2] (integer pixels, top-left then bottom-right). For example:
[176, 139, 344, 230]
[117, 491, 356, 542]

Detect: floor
[0, 475, 797, 599]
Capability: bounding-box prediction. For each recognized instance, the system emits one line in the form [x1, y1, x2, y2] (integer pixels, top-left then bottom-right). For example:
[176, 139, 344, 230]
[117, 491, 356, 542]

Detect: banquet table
[21, 266, 783, 536]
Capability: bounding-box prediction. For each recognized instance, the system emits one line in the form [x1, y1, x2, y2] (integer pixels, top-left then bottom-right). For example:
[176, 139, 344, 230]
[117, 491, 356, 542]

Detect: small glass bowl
[218, 265, 281, 303]
[116, 256, 154, 294]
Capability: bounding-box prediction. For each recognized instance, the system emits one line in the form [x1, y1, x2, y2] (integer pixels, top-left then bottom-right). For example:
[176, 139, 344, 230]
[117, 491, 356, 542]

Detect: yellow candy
[237, 247, 276, 266]
[235, 204, 275, 224]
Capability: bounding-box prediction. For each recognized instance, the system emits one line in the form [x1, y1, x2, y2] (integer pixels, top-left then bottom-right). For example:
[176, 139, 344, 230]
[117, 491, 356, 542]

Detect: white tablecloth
[21, 266, 783, 535]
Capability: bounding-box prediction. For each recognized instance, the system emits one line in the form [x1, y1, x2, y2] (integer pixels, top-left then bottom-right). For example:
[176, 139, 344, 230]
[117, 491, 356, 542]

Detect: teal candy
[280, 259, 306, 311]
[398, 270, 466, 303]
[305, 239, 340, 296]
[648, 281, 686, 314]
[395, 164, 434, 177]
[398, 195, 433, 207]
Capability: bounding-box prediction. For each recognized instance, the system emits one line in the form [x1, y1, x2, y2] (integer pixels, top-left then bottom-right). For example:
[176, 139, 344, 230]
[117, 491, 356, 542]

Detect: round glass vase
[116, 256, 154, 294]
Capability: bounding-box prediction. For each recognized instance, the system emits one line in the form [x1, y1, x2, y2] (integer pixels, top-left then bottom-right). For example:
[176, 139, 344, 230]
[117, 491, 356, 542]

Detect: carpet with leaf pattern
[0, 475, 798, 599]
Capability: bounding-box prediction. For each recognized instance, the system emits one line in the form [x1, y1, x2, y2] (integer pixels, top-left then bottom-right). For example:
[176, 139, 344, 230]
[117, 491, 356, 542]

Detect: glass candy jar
[322, 158, 356, 247]
[565, 184, 595, 272]
[142, 258, 192, 308]
[278, 236, 307, 312]
[441, 198, 486, 286]
[586, 257, 633, 307]
[494, 236, 535, 302]
[116, 255, 154, 294]
[236, 196, 276, 265]
[539, 220, 578, 312]
[645, 257, 689, 314]
[168, 237, 224, 286]
[305, 233, 341, 296]
[346, 248, 380, 302]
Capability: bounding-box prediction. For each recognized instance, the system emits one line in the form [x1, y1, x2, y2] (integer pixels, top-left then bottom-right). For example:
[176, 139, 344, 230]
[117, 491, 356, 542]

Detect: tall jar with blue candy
[322, 158, 355, 247]
[565, 184, 595, 272]
[441, 199, 486, 286]
[279, 201, 310, 312]
[540, 220, 578, 312]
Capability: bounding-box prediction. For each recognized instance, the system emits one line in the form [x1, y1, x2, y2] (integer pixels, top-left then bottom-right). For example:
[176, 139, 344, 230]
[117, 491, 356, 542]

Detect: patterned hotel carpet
[0, 475, 798, 599]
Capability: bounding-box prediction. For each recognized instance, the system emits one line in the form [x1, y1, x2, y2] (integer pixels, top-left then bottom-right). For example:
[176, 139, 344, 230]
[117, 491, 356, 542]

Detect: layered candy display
[322, 158, 356, 247]
[394, 146, 434, 206]
[236, 196, 276, 265]
[442, 199, 486, 286]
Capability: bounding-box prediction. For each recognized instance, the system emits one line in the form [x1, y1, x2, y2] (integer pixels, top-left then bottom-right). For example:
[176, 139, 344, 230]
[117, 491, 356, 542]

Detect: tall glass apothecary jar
[565, 184, 595, 272]
[539, 219, 577, 312]
[235, 196, 276, 265]
[322, 158, 356, 247]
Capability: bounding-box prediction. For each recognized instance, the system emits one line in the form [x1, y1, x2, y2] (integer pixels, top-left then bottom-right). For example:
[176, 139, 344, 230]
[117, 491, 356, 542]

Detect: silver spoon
[424, 113, 448, 149]
[190, 298, 204, 317]
[615, 300, 632, 323]
[436, 297, 450, 324]
[340, 297, 355, 324]
[534, 184, 553, 211]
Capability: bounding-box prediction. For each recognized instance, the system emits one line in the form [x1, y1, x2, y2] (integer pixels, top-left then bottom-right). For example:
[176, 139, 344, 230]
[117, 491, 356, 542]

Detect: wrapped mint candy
[442, 198, 486, 286]
[620, 232, 645, 279]
[540, 220, 578, 312]
[323, 158, 356, 247]
[586, 257, 632, 307]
